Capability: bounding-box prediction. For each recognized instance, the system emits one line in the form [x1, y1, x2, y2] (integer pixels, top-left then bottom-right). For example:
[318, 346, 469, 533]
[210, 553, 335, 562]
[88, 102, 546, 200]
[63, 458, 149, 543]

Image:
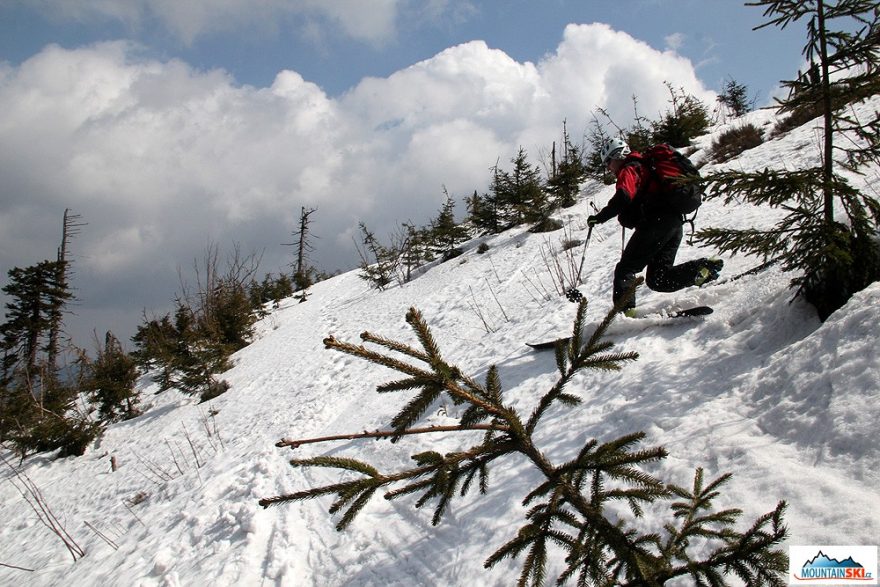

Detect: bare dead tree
[47, 209, 85, 373]
[180, 241, 263, 333]
[283, 206, 318, 292]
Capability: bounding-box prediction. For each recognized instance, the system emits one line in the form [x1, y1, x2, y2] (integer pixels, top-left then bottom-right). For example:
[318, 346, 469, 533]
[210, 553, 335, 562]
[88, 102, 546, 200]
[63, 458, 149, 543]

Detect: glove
[587, 215, 600, 227]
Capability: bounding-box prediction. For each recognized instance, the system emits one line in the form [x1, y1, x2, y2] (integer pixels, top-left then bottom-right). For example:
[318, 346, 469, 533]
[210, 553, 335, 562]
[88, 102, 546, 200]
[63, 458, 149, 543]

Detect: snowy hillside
[2, 98, 879, 586]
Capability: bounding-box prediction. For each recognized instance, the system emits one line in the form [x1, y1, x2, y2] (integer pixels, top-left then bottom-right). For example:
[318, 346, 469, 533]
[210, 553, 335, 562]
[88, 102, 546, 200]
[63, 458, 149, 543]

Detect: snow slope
[2, 98, 879, 586]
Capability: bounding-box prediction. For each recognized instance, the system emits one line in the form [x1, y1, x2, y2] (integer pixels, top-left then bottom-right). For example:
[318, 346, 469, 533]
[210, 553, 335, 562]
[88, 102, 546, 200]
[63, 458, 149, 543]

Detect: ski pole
[574, 201, 600, 284]
[574, 224, 593, 285]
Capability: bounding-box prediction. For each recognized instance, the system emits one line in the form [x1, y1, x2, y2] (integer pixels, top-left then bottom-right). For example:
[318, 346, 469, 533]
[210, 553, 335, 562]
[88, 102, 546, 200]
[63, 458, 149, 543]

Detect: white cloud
[18, 0, 402, 46]
[665, 32, 686, 51]
[538, 24, 714, 131]
[0, 25, 715, 345]
[342, 41, 542, 146]
[302, 0, 400, 45]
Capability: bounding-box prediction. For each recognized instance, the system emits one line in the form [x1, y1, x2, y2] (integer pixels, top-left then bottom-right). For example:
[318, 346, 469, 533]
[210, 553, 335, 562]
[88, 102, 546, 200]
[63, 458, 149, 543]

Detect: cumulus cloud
[0, 24, 714, 346]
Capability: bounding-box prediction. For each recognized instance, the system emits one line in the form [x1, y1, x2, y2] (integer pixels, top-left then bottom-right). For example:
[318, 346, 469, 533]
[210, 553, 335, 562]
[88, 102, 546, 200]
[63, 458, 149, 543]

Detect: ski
[526, 338, 572, 351]
[526, 306, 713, 350]
[666, 305, 713, 318]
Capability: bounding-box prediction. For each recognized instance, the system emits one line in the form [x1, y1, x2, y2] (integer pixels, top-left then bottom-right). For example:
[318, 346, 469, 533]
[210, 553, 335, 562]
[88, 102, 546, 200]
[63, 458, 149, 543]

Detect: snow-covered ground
[2, 98, 878, 586]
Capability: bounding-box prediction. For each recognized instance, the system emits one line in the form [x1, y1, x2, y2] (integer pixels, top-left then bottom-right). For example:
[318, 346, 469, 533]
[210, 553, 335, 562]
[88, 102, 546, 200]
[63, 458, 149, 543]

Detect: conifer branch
[359, 331, 431, 363]
[275, 423, 511, 449]
[262, 302, 787, 585]
[526, 285, 640, 436]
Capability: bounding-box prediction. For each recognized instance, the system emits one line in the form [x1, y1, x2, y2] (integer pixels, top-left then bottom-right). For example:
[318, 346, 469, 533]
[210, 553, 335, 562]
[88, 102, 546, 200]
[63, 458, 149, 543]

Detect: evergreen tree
[465, 190, 497, 233]
[505, 147, 549, 225]
[167, 301, 231, 401]
[0, 259, 99, 456]
[487, 164, 512, 232]
[651, 83, 711, 147]
[486, 148, 550, 230]
[488, 162, 514, 229]
[131, 312, 178, 391]
[717, 77, 756, 118]
[399, 222, 433, 282]
[129, 244, 259, 400]
[622, 97, 654, 153]
[356, 223, 400, 290]
[585, 113, 616, 181]
[546, 123, 587, 209]
[186, 243, 260, 356]
[201, 277, 254, 353]
[698, 0, 880, 320]
[130, 299, 231, 401]
[249, 273, 295, 309]
[0, 378, 32, 450]
[430, 190, 471, 260]
[1, 260, 71, 383]
[89, 331, 140, 422]
[260, 296, 788, 586]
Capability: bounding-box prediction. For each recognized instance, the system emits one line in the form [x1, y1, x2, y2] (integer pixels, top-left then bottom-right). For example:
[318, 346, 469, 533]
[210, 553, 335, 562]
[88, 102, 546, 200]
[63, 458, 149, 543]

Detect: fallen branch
[276, 424, 510, 449]
[1, 454, 85, 562]
[0, 562, 34, 572]
[83, 520, 119, 551]
[122, 500, 147, 528]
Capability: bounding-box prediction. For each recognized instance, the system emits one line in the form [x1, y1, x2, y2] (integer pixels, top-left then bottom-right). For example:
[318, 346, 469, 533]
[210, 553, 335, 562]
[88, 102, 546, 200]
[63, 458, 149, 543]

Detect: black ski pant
[612, 213, 708, 310]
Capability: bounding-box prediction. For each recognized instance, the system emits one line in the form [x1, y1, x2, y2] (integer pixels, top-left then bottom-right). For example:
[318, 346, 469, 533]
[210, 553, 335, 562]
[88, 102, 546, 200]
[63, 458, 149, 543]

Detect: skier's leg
[613, 226, 662, 310]
[646, 216, 722, 291]
[644, 217, 683, 292]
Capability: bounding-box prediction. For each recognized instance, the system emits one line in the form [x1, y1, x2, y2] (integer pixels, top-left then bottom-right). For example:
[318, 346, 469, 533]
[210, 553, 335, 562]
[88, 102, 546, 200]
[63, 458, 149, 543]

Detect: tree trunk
[817, 0, 835, 224]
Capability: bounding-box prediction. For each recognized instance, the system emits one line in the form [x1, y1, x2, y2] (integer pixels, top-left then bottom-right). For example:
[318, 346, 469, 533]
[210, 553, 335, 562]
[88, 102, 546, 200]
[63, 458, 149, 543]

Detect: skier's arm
[591, 164, 642, 224]
[592, 189, 625, 223]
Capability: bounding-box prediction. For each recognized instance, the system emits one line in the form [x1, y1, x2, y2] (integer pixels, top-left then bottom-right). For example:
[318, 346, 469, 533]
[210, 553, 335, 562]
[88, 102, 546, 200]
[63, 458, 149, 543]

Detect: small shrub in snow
[709, 123, 764, 163]
[528, 217, 564, 233]
[560, 238, 582, 252]
[199, 378, 230, 403]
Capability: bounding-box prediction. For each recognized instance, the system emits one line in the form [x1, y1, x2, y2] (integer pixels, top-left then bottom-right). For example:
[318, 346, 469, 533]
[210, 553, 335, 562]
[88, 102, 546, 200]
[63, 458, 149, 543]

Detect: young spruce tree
[356, 223, 400, 290]
[546, 122, 587, 210]
[490, 147, 549, 229]
[89, 331, 140, 422]
[697, 0, 880, 320]
[430, 190, 471, 261]
[259, 289, 788, 586]
[717, 77, 756, 118]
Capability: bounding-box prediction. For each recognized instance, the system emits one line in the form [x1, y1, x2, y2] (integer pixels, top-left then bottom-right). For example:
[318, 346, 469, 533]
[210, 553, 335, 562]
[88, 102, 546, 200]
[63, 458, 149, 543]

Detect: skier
[587, 138, 723, 315]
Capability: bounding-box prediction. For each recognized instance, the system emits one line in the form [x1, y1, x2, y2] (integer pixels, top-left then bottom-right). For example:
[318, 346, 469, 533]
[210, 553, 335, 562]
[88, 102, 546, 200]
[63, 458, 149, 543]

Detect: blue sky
[0, 0, 810, 349]
[2, 1, 804, 100]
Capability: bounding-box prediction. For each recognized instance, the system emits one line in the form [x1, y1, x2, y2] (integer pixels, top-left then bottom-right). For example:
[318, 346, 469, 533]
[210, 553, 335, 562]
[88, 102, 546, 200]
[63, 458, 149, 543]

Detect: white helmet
[600, 138, 630, 165]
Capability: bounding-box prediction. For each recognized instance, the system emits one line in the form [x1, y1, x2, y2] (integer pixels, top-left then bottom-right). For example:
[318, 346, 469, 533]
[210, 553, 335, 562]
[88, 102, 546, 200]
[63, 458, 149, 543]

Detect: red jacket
[594, 152, 664, 228]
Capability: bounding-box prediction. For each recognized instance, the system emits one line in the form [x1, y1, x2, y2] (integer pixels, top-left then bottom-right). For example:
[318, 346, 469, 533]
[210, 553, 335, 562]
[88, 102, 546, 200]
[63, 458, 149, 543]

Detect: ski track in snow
[2, 97, 879, 586]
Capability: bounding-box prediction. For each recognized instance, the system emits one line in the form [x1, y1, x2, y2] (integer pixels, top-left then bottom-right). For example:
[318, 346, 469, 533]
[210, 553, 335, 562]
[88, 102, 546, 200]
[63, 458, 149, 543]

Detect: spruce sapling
[259, 290, 787, 586]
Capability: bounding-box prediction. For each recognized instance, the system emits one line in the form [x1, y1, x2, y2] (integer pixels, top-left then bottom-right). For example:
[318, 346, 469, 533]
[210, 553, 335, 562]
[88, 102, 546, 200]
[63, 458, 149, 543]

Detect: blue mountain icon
[803, 551, 864, 569]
